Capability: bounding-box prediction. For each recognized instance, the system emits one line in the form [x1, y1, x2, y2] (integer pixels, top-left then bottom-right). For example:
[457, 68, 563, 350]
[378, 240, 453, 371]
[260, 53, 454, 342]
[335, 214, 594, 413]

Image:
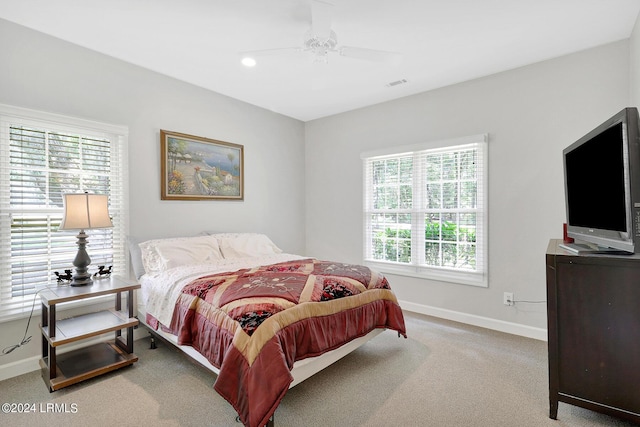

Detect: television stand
[546, 239, 640, 424]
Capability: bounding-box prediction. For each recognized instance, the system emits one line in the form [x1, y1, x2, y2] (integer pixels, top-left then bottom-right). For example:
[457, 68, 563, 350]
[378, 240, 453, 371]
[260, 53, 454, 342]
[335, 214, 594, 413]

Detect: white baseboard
[0, 354, 41, 382]
[399, 300, 548, 341]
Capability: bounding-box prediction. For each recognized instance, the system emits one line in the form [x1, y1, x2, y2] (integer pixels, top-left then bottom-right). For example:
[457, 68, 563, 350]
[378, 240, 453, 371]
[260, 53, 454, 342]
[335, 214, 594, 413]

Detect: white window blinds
[0, 105, 129, 320]
[362, 134, 488, 287]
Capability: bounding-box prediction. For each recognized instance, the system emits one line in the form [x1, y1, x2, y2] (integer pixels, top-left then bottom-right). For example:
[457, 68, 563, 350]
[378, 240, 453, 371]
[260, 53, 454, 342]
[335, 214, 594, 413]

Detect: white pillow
[138, 235, 224, 274]
[213, 233, 282, 258]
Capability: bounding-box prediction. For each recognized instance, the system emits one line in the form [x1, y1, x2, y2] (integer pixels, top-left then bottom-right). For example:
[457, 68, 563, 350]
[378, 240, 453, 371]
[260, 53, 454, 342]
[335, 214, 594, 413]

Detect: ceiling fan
[240, 0, 401, 66]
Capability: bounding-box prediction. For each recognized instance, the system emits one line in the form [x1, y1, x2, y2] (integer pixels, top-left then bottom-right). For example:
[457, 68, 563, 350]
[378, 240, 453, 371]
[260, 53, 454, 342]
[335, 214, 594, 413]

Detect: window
[362, 134, 487, 286]
[0, 104, 128, 320]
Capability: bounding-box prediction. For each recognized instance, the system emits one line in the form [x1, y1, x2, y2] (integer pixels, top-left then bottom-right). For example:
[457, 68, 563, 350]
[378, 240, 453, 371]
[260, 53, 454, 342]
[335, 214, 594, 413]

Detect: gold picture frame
[160, 130, 244, 201]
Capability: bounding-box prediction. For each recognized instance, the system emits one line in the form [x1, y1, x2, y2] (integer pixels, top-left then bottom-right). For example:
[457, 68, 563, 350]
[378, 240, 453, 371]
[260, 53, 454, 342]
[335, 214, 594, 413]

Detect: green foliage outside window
[373, 220, 476, 269]
[372, 227, 411, 263]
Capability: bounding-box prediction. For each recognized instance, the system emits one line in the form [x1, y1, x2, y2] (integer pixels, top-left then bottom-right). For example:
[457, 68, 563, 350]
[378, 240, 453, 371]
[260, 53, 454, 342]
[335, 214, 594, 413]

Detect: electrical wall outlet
[503, 292, 514, 306]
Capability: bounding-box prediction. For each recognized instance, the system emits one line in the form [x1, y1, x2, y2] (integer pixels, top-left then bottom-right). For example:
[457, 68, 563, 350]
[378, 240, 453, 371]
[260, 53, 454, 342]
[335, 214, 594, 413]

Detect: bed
[132, 233, 407, 427]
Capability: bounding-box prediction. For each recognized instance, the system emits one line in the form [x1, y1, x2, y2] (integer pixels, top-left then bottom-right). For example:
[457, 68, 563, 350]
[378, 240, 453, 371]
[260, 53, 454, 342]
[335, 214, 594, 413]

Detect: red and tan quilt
[163, 258, 406, 427]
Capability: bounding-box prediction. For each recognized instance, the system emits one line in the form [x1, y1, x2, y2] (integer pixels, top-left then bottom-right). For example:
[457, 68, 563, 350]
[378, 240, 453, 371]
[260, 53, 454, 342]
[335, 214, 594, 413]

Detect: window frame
[362, 134, 488, 287]
[0, 104, 129, 321]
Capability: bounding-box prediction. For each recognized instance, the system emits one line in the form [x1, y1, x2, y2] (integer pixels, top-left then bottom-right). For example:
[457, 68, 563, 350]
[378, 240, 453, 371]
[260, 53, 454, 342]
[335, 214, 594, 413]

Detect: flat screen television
[563, 107, 640, 254]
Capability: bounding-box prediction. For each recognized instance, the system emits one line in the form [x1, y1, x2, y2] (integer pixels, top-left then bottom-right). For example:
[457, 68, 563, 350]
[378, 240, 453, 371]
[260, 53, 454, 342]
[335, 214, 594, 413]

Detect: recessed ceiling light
[241, 57, 257, 67]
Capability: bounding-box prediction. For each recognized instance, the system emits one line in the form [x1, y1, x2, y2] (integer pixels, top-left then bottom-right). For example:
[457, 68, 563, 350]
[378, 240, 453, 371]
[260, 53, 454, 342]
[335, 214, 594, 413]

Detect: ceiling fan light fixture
[312, 51, 329, 64]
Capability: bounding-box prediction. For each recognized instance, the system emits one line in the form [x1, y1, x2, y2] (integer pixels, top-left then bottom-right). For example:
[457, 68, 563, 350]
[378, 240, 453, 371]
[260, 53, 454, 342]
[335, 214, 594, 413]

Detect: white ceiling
[1, 0, 639, 121]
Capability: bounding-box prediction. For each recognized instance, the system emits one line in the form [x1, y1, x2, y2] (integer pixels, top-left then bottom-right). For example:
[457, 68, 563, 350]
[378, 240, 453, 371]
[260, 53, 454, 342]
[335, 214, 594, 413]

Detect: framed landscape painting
[160, 130, 244, 201]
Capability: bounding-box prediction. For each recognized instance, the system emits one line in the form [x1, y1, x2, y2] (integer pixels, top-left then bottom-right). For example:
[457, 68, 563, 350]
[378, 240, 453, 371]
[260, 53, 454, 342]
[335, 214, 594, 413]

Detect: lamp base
[70, 275, 93, 287]
[70, 230, 93, 286]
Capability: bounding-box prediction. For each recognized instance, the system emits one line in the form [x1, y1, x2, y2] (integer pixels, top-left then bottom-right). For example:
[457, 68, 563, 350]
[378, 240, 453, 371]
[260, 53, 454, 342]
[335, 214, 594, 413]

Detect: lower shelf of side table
[40, 340, 138, 391]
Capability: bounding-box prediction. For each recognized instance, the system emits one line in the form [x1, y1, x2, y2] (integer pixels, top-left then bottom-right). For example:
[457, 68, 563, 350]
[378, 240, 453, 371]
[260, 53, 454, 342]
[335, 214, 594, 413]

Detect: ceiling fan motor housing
[304, 29, 338, 61]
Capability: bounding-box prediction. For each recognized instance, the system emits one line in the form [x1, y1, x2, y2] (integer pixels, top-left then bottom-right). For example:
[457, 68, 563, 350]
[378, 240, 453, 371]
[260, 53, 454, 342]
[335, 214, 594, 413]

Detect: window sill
[364, 260, 487, 287]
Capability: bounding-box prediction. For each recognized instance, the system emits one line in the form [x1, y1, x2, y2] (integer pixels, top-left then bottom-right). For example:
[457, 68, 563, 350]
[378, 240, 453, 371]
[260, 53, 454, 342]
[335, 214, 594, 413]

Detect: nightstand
[39, 276, 140, 391]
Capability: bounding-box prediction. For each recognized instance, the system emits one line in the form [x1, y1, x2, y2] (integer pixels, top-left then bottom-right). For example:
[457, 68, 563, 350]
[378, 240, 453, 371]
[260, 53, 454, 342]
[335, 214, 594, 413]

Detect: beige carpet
[0, 311, 635, 426]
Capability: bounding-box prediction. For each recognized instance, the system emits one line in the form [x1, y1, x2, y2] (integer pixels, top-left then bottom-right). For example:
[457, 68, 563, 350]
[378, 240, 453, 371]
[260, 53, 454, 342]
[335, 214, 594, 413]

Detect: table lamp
[59, 192, 113, 286]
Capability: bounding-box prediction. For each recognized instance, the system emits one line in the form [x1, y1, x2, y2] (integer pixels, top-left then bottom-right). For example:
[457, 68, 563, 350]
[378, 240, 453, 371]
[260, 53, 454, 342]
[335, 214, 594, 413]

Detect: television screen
[565, 122, 626, 232]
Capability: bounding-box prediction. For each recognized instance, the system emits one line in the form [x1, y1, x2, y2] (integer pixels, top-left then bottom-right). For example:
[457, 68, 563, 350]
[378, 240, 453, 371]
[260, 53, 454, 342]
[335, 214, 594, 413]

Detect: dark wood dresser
[546, 239, 640, 424]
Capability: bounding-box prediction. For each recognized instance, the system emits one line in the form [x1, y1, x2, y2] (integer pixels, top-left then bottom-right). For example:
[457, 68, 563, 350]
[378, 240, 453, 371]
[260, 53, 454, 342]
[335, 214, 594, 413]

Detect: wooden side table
[39, 276, 140, 391]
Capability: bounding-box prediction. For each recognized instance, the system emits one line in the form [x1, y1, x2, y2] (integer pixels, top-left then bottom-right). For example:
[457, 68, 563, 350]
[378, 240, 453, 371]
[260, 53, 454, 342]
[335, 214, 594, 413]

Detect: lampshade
[60, 193, 113, 230]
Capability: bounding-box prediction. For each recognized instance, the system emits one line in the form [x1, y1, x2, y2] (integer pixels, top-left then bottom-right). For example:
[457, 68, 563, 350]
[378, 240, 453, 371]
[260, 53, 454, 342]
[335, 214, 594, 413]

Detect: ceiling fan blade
[339, 46, 402, 64]
[240, 47, 302, 58]
[311, 0, 333, 40]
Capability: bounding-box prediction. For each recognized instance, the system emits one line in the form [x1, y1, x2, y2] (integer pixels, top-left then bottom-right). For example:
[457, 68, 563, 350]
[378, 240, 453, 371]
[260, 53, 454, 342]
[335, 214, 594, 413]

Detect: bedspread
[168, 258, 406, 427]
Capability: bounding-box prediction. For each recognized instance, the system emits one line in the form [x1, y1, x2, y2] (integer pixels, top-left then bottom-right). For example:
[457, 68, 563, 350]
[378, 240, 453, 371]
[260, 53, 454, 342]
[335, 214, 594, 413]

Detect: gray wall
[305, 40, 631, 332]
[0, 18, 305, 374]
[632, 11, 640, 106]
[0, 19, 306, 250]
